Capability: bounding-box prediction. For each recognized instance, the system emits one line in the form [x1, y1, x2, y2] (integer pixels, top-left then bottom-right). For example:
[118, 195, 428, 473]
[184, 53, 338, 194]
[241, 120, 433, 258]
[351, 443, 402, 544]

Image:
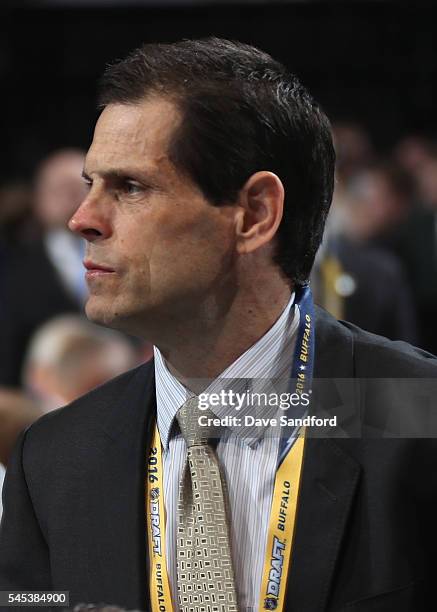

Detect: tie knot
[176, 397, 219, 447]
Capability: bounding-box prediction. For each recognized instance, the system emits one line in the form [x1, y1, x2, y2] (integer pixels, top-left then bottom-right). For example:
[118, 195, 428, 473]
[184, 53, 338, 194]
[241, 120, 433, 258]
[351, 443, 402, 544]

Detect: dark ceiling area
[2, 2, 436, 182]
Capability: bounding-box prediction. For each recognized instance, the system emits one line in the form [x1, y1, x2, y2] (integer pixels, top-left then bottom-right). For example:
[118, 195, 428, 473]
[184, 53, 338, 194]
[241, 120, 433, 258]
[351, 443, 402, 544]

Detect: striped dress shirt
[154, 292, 299, 611]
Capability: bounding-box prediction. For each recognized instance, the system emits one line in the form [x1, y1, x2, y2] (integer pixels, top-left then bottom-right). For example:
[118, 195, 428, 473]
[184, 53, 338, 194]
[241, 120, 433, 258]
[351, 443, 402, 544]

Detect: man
[0, 38, 436, 612]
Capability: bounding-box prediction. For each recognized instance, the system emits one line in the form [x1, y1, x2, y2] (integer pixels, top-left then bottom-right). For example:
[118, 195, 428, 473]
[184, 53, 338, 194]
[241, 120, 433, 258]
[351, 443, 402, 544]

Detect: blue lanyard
[278, 283, 315, 464]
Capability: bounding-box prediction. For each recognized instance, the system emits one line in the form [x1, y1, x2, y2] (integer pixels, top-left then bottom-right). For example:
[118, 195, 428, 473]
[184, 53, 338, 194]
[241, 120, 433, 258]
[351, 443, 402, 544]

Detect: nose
[68, 193, 112, 242]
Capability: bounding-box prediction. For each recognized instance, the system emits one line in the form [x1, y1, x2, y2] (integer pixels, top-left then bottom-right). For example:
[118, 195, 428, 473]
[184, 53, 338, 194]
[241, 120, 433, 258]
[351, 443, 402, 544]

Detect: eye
[122, 180, 144, 196]
[82, 177, 93, 189]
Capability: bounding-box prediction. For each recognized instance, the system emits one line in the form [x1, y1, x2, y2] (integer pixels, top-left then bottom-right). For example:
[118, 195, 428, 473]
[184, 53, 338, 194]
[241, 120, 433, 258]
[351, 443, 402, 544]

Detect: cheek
[163, 205, 234, 252]
[118, 206, 236, 293]
[122, 250, 152, 296]
[165, 223, 234, 292]
[165, 212, 233, 264]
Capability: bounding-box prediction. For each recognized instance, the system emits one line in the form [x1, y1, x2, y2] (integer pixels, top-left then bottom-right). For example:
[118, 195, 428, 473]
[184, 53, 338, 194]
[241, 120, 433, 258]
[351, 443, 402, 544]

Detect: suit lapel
[85, 363, 156, 609]
[285, 308, 361, 611]
[285, 438, 361, 611]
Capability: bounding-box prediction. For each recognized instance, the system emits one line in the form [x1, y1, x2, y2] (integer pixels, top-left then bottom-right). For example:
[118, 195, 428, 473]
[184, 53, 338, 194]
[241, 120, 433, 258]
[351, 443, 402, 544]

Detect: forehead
[85, 98, 181, 173]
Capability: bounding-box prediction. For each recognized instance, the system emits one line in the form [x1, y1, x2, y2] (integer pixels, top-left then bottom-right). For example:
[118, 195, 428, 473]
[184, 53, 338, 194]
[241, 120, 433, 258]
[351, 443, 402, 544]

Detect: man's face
[69, 97, 238, 338]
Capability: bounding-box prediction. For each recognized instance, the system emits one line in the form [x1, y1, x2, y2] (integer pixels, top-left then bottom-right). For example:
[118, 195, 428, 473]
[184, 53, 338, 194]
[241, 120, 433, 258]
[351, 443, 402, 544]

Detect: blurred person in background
[416, 149, 437, 209]
[0, 184, 36, 336]
[22, 315, 142, 413]
[312, 135, 418, 343]
[344, 160, 414, 248]
[0, 183, 36, 249]
[394, 134, 435, 187]
[0, 388, 42, 520]
[331, 121, 375, 183]
[0, 149, 88, 387]
[312, 182, 418, 343]
[393, 150, 437, 354]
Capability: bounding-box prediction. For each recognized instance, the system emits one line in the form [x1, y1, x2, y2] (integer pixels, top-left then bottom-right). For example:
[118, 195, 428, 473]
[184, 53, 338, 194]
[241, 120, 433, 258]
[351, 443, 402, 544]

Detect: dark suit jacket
[1, 307, 437, 611]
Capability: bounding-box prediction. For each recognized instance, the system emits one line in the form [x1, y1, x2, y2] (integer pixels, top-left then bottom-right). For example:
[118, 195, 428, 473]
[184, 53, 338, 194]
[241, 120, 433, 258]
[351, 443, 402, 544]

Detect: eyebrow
[82, 167, 159, 185]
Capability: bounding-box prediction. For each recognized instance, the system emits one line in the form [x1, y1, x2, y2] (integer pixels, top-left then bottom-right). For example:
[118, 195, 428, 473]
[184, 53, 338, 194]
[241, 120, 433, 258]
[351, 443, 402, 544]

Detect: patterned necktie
[176, 397, 239, 612]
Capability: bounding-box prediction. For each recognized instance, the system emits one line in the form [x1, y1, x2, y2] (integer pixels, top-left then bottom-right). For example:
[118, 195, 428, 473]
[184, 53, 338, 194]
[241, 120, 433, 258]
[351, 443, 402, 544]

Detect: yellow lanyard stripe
[259, 431, 305, 611]
[146, 425, 174, 611]
[146, 424, 305, 612]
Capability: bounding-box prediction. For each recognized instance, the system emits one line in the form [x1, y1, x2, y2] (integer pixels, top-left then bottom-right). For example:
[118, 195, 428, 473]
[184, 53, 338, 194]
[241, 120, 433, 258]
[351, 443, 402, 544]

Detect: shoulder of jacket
[23, 361, 153, 444]
[341, 319, 437, 376]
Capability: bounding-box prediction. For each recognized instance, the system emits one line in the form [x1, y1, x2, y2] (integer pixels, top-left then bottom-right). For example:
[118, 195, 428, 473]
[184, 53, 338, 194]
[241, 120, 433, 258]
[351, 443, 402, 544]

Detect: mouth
[83, 259, 116, 278]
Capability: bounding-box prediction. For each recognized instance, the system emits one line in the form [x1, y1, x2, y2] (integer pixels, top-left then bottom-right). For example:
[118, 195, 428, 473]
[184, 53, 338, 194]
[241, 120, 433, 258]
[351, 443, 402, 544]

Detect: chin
[84, 297, 120, 329]
[84, 296, 146, 337]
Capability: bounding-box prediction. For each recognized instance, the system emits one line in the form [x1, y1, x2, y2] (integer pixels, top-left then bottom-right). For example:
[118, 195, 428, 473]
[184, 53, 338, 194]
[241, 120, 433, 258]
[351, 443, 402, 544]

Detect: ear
[234, 171, 284, 255]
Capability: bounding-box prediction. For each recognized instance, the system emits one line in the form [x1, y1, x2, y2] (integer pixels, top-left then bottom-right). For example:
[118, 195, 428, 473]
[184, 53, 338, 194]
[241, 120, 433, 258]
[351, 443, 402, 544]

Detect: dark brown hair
[98, 37, 335, 284]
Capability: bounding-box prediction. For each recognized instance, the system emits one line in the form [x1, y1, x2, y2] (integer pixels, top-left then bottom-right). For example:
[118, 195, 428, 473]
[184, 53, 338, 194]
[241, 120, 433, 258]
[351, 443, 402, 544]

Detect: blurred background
[1, 1, 437, 510]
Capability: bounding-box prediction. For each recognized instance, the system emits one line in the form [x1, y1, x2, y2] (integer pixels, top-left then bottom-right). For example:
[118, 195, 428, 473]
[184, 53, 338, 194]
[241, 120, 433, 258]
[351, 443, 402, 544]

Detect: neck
[155, 277, 292, 390]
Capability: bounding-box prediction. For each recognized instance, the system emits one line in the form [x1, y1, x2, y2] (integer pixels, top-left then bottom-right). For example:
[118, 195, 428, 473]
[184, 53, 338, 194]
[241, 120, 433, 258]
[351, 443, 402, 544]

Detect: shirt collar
[154, 292, 299, 450]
